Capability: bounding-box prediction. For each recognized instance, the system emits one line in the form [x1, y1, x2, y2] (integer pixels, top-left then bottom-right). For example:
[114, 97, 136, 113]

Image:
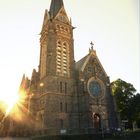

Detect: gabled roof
[49, 0, 64, 18]
[75, 50, 108, 77]
[75, 54, 90, 70]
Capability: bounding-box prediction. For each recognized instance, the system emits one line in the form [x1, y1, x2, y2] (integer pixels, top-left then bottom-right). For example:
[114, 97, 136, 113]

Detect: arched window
[56, 40, 69, 76]
[56, 40, 62, 73]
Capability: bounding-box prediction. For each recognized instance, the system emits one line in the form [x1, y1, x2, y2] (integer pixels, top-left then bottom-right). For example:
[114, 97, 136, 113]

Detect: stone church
[19, 0, 119, 135]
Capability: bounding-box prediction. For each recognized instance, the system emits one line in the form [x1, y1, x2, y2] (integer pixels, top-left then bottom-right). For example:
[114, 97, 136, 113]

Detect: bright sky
[0, 0, 139, 101]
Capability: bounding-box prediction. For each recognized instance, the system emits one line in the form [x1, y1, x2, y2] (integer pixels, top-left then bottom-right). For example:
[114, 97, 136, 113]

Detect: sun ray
[0, 89, 27, 117]
[5, 94, 19, 116]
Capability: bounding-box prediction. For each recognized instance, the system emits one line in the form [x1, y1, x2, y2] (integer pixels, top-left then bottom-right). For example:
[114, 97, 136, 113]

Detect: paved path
[0, 138, 30, 140]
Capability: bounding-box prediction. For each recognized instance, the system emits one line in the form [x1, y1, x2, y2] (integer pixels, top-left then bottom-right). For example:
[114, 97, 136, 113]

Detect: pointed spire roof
[49, 0, 64, 18]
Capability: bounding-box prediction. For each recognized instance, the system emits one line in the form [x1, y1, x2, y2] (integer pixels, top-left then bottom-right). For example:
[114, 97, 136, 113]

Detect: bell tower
[34, 0, 77, 132]
[39, 0, 75, 79]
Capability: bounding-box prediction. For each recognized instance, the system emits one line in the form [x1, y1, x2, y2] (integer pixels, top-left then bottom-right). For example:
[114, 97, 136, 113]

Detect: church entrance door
[93, 113, 101, 131]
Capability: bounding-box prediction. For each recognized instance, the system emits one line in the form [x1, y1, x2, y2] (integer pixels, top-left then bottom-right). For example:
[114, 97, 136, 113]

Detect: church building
[19, 0, 119, 135]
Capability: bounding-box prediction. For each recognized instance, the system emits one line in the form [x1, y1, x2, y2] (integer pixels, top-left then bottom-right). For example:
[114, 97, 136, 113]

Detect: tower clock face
[88, 81, 102, 97]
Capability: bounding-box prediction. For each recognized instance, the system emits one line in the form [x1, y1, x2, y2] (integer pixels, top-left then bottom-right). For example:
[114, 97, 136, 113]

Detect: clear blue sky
[0, 0, 139, 101]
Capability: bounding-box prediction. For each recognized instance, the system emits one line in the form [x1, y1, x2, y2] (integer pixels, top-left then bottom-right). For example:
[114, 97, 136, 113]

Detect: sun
[0, 92, 20, 116]
[0, 89, 29, 126]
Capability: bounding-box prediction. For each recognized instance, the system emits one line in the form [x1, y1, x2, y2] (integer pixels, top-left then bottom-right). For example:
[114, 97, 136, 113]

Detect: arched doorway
[93, 113, 101, 131]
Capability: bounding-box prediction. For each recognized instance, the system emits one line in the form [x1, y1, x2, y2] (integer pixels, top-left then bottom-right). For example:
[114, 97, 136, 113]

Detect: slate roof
[49, 0, 64, 18]
[75, 50, 107, 77]
[75, 54, 89, 70]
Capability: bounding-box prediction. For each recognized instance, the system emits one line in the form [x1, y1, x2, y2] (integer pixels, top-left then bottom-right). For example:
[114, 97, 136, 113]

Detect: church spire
[49, 0, 64, 18]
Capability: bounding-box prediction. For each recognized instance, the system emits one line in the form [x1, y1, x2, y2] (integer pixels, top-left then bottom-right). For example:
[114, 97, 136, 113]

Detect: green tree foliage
[128, 93, 140, 127]
[111, 79, 137, 120]
[111, 79, 140, 128]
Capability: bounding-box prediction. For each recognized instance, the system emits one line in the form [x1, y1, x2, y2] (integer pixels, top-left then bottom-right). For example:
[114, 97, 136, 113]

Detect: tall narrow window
[56, 40, 62, 74]
[60, 119, 63, 128]
[60, 82, 62, 93]
[65, 103, 67, 113]
[56, 40, 69, 76]
[65, 82, 67, 94]
[60, 102, 63, 112]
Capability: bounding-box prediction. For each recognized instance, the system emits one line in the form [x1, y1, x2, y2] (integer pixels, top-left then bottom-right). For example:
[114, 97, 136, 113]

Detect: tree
[128, 93, 140, 128]
[111, 79, 136, 125]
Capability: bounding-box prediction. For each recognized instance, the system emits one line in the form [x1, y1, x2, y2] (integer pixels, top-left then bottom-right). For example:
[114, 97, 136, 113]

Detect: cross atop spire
[49, 0, 64, 18]
[90, 41, 94, 50]
[89, 41, 96, 55]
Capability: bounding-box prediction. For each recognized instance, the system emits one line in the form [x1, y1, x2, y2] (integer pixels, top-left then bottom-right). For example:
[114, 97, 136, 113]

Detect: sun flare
[0, 92, 20, 116]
